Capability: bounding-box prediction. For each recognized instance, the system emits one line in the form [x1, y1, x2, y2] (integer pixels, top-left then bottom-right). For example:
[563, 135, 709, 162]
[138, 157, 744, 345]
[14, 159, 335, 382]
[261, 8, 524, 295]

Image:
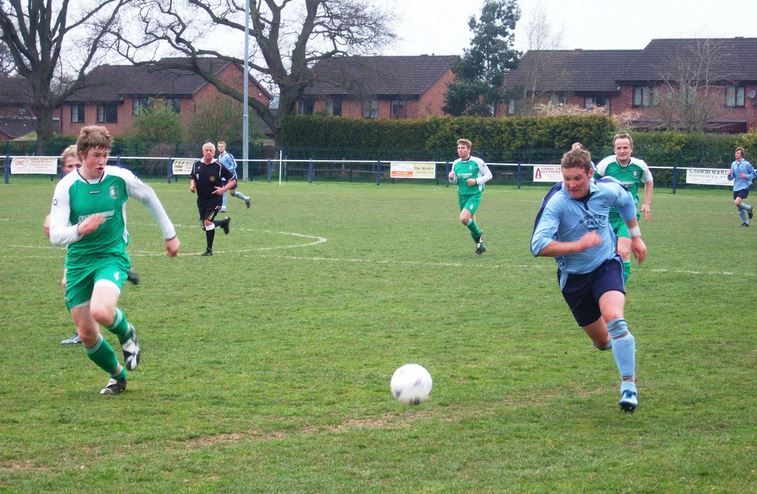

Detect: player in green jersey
[448, 138, 493, 255]
[596, 133, 653, 284]
[49, 126, 180, 395]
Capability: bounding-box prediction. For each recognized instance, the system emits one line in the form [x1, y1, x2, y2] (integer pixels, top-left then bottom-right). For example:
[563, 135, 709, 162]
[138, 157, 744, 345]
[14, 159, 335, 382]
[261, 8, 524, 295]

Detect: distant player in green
[448, 138, 493, 255]
[596, 133, 653, 283]
[49, 126, 180, 395]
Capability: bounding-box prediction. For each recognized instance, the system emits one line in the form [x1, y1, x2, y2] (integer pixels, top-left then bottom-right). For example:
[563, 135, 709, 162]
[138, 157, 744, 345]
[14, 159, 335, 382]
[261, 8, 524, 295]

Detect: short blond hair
[612, 133, 633, 148]
[457, 138, 472, 149]
[60, 144, 77, 162]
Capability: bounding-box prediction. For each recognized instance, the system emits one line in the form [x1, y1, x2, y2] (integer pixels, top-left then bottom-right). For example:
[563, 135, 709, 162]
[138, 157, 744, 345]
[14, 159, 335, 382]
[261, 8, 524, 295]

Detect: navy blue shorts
[560, 257, 625, 327]
[734, 189, 749, 200]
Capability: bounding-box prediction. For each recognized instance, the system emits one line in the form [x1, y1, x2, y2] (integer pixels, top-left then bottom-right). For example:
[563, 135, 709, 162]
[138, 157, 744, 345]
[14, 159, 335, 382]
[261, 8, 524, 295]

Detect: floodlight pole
[242, 0, 250, 181]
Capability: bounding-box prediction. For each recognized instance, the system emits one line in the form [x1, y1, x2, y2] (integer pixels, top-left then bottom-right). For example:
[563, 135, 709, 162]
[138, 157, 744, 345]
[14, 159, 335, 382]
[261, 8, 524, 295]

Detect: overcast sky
[381, 0, 757, 55]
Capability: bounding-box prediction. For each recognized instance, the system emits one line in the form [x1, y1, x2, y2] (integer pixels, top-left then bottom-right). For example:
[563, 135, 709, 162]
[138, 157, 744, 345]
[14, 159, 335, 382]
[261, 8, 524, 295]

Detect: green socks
[86, 335, 126, 379]
[106, 308, 131, 344]
[466, 218, 482, 238]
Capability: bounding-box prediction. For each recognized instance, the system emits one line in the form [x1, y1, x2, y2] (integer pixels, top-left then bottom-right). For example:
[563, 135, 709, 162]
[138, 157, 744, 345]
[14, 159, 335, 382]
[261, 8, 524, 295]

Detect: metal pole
[242, 0, 250, 182]
[3, 154, 10, 184]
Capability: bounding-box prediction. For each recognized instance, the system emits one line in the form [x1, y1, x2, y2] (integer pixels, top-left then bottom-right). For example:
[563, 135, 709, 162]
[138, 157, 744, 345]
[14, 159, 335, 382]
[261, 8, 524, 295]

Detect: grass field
[1, 178, 755, 493]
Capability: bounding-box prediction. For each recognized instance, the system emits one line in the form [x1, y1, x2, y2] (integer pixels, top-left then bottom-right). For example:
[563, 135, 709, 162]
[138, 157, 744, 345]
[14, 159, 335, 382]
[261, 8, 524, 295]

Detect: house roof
[0, 77, 32, 104]
[303, 55, 459, 97]
[501, 49, 641, 94]
[617, 38, 757, 82]
[65, 57, 271, 102]
[0, 118, 36, 139]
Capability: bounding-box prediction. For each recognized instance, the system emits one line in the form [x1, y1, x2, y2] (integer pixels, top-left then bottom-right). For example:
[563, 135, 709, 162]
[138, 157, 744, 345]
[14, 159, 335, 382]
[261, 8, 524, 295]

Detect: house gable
[301, 55, 459, 118]
[60, 57, 272, 137]
[501, 37, 757, 132]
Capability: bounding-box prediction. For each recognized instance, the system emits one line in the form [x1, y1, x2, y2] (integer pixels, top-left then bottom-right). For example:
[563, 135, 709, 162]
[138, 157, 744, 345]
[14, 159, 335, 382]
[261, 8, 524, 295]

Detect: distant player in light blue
[531, 146, 647, 412]
[727, 146, 755, 227]
[217, 140, 251, 211]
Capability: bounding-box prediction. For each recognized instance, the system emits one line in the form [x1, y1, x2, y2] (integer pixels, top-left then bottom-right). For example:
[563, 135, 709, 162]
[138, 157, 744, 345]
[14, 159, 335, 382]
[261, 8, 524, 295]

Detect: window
[97, 103, 118, 123]
[390, 98, 407, 119]
[299, 98, 314, 115]
[164, 97, 181, 113]
[549, 94, 567, 105]
[362, 99, 378, 119]
[584, 96, 608, 110]
[132, 97, 153, 115]
[71, 103, 85, 123]
[633, 87, 660, 107]
[326, 97, 342, 116]
[507, 98, 523, 115]
[725, 86, 745, 107]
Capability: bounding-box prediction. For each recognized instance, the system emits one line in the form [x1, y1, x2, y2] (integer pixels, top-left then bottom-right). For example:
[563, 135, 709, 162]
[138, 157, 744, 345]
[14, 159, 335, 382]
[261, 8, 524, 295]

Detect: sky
[381, 0, 757, 55]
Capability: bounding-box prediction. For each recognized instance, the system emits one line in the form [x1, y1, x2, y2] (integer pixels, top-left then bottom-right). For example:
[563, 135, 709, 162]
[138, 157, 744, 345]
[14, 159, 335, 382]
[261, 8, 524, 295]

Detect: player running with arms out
[531, 147, 647, 412]
[727, 146, 755, 226]
[595, 133, 653, 284]
[448, 138, 492, 255]
[48, 126, 180, 395]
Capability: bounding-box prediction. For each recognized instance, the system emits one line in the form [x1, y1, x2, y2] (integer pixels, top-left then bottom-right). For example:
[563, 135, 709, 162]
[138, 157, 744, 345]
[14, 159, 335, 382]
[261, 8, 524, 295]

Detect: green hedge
[281, 115, 616, 162]
[281, 115, 757, 167]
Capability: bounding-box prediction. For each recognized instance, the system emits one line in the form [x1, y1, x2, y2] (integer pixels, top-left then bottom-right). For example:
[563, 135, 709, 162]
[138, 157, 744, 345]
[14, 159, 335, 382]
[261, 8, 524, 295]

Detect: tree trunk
[33, 104, 56, 155]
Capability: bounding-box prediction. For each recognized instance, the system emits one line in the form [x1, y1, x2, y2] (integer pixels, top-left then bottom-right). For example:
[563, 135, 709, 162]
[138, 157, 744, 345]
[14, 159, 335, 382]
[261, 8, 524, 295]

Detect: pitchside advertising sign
[532, 164, 562, 182]
[10, 156, 57, 174]
[172, 158, 195, 175]
[532, 164, 736, 186]
[389, 161, 436, 179]
[685, 168, 733, 186]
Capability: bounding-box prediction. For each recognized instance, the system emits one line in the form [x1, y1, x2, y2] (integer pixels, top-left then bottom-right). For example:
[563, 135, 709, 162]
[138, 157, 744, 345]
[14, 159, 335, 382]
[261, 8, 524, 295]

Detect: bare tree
[114, 0, 395, 143]
[657, 39, 726, 132]
[0, 38, 14, 75]
[519, 0, 563, 115]
[0, 0, 131, 152]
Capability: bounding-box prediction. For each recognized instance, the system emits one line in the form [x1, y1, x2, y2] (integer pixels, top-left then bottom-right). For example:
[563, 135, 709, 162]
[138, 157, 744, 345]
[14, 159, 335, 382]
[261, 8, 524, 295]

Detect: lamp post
[242, 0, 250, 181]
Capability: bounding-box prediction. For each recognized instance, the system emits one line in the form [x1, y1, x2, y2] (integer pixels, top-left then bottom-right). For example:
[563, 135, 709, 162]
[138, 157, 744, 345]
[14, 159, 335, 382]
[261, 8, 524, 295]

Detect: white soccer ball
[390, 363, 433, 405]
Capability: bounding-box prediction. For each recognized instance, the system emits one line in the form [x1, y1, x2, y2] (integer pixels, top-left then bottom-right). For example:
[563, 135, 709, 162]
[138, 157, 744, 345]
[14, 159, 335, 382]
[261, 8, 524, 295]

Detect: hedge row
[281, 115, 757, 167]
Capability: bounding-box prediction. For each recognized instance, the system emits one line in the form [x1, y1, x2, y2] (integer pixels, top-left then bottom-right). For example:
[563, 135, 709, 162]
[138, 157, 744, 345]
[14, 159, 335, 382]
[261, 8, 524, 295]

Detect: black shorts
[561, 257, 625, 327]
[734, 189, 750, 200]
[198, 203, 221, 224]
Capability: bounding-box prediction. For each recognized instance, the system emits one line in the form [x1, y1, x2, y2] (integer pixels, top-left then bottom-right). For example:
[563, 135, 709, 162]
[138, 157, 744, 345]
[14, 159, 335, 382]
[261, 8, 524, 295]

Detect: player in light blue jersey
[531, 147, 648, 412]
[217, 140, 251, 211]
[727, 146, 755, 226]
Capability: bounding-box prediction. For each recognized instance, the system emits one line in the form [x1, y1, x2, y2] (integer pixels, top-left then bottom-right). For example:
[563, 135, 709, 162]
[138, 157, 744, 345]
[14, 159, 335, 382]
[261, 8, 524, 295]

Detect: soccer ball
[390, 363, 433, 405]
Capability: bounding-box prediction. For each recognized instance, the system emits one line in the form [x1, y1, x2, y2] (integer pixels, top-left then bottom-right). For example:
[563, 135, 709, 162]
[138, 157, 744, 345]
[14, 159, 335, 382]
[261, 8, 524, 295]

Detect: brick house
[501, 38, 757, 133]
[299, 55, 459, 119]
[0, 76, 60, 140]
[61, 57, 272, 137]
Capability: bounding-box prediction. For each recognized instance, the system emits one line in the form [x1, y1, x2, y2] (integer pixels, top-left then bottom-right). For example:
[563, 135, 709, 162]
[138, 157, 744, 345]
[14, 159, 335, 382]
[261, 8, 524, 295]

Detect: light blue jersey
[728, 159, 755, 191]
[219, 152, 237, 175]
[531, 177, 637, 288]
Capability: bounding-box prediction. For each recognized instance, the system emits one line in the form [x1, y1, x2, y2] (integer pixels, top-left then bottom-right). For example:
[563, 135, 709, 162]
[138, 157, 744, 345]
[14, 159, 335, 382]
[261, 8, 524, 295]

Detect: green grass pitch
[1, 178, 755, 492]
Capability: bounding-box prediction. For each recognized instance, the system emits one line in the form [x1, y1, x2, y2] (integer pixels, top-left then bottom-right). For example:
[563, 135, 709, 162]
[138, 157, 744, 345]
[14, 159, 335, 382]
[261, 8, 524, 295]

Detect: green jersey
[595, 155, 653, 206]
[451, 156, 492, 196]
[49, 166, 176, 262]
